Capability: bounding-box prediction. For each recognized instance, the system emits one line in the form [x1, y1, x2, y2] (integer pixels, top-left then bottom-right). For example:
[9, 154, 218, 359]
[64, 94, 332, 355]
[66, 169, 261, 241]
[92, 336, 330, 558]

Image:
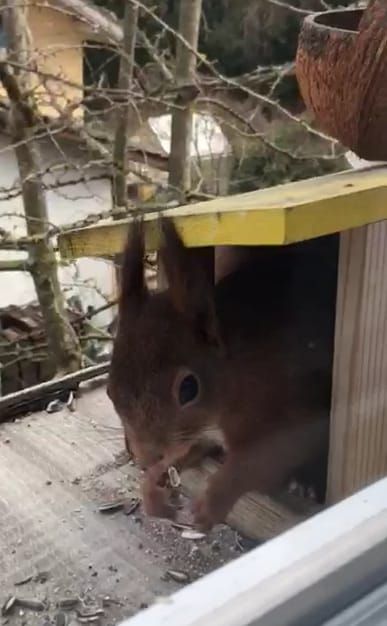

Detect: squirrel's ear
[119, 220, 148, 315]
[159, 217, 222, 349]
[159, 218, 192, 315]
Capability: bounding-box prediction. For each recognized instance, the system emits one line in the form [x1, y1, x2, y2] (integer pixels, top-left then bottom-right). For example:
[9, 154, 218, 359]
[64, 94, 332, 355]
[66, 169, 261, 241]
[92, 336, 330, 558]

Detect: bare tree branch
[262, 0, 317, 15]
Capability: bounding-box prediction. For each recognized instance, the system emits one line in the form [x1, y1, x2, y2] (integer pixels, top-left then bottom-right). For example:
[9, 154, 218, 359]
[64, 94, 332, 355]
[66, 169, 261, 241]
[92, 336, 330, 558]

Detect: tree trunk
[168, 0, 202, 197]
[111, 0, 139, 295]
[112, 0, 139, 211]
[1, 2, 81, 375]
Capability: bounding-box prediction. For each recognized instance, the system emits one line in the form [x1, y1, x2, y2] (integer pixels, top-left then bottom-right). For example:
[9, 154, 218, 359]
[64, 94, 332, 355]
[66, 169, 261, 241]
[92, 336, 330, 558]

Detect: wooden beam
[0, 362, 109, 419]
[58, 166, 387, 259]
[181, 459, 321, 541]
[327, 221, 387, 503]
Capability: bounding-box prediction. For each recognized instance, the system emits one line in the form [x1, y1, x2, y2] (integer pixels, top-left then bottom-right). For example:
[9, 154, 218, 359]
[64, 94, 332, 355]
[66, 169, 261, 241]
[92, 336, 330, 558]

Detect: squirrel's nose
[126, 433, 164, 469]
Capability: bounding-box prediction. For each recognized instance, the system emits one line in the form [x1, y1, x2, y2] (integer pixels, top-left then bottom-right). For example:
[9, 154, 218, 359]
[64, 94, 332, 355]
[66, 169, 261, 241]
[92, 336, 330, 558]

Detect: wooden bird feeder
[55, 166, 387, 539]
[51, 0, 387, 541]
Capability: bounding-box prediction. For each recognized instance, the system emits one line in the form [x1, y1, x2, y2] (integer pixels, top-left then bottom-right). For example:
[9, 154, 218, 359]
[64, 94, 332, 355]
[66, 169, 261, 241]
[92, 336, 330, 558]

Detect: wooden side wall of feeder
[327, 221, 387, 503]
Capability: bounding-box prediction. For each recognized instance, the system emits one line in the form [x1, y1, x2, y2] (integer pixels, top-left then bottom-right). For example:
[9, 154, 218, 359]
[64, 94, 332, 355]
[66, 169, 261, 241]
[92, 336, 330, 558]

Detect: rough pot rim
[304, 8, 363, 35]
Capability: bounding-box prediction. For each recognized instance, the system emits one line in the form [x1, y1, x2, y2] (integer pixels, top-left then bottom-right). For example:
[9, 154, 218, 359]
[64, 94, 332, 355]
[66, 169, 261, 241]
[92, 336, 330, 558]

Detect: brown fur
[107, 219, 337, 530]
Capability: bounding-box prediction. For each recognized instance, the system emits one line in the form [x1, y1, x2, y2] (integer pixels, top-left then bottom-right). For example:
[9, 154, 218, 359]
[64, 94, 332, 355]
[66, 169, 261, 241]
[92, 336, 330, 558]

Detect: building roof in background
[148, 112, 231, 158]
[45, 0, 123, 43]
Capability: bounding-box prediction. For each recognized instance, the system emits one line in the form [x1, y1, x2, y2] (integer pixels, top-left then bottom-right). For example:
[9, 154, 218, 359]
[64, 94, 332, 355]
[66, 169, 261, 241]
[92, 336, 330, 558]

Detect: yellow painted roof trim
[58, 165, 387, 259]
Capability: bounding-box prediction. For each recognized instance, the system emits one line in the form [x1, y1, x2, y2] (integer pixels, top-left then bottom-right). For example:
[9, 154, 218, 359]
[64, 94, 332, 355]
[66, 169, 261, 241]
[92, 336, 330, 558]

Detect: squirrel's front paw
[141, 478, 175, 520]
[192, 494, 227, 531]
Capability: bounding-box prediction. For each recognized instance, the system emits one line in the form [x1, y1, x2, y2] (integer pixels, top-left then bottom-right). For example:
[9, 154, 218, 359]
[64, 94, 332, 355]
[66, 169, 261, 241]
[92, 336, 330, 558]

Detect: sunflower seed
[122, 499, 140, 516]
[167, 467, 181, 488]
[14, 576, 32, 587]
[58, 598, 79, 610]
[181, 530, 205, 540]
[102, 596, 122, 608]
[67, 391, 76, 412]
[46, 399, 65, 414]
[16, 599, 46, 611]
[34, 571, 49, 584]
[2, 596, 16, 616]
[153, 596, 174, 606]
[98, 500, 125, 514]
[76, 609, 104, 619]
[165, 569, 189, 583]
[171, 522, 193, 531]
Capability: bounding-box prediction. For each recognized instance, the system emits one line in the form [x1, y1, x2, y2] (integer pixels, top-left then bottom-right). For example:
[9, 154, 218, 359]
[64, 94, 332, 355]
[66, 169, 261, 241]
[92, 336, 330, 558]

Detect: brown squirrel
[107, 218, 337, 530]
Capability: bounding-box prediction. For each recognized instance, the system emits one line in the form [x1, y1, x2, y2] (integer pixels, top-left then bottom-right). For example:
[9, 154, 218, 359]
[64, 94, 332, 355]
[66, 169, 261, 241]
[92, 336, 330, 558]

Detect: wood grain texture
[327, 221, 387, 503]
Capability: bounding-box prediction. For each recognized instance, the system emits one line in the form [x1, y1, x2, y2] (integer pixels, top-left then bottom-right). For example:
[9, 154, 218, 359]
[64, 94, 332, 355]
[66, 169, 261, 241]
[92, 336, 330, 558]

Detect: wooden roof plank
[58, 165, 387, 258]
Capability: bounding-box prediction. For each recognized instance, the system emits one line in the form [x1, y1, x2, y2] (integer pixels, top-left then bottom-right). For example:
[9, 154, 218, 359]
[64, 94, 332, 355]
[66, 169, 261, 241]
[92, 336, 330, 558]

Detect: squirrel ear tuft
[159, 217, 223, 349]
[119, 219, 148, 314]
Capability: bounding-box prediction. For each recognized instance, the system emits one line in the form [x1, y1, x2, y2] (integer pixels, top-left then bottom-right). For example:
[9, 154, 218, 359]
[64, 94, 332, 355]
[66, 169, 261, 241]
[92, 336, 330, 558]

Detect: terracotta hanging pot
[296, 0, 387, 161]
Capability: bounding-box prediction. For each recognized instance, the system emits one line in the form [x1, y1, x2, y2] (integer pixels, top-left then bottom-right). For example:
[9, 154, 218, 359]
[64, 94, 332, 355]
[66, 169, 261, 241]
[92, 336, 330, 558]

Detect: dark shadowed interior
[314, 9, 362, 32]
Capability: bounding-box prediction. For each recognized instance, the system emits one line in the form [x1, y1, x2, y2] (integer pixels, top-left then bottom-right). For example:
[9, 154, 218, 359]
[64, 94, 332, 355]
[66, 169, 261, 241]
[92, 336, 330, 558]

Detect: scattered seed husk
[46, 399, 65, 414]
[122, 498, 140, 516]
[76, 609, 104, 619]
[16, 599, 46, 612]
[181, 530, 206, 540]
[101, 596, 122, 608]
[2, 596, 16, 616]
[98, 500, 125, 514]
[55, 611, 68, 626]
[34, 571, 49, 584]
[165, 569, 189, 583]
[67, 391, 76, 412]
[58, 598, 79, 610]
[167, 467, 181, 488]
[14, 575, 32, 587]
[153, 596, 174, 606]
[171, 522, 192, 531]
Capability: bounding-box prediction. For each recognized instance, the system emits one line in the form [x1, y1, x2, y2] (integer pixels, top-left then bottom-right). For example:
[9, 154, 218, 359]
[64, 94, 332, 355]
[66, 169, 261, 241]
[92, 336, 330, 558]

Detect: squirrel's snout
[124, 429, 164, 470]
[139, 453, 164, 471]
[132, 441, 164, 470]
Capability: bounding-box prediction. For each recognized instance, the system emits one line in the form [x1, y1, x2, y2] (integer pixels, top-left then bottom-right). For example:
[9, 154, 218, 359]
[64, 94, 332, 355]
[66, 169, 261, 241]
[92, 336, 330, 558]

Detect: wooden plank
[0, 361, 109, 419]
[58, 166, 387, 259]
[181, 459, 321, 542]
[327, 222, 387, 503]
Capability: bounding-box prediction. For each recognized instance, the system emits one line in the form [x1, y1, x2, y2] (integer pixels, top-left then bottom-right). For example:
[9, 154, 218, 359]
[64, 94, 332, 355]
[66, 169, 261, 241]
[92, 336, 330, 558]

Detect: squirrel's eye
[178, 374, 200, 406]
